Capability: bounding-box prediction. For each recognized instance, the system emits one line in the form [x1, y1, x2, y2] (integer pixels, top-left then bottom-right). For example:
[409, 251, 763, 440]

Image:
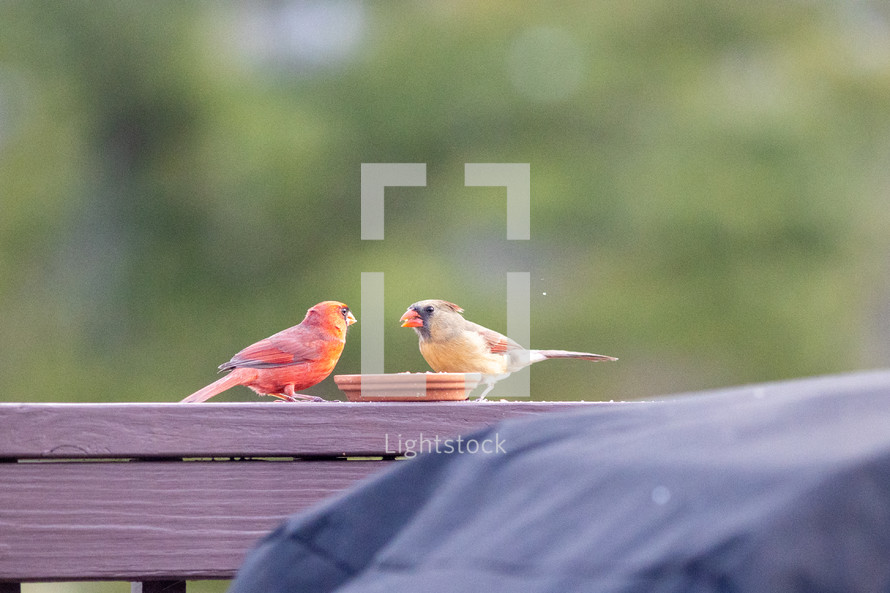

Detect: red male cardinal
[181, 301, 356, 403]
[400, 299, 616, 399]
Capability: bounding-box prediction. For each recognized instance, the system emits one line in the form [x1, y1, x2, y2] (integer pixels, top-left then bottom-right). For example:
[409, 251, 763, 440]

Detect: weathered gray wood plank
[0, 459, 389, 581]
[0, 402, 611, 459]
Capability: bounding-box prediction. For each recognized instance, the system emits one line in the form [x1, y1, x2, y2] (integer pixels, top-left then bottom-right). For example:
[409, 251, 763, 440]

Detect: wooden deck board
[0, 401, 618, 583]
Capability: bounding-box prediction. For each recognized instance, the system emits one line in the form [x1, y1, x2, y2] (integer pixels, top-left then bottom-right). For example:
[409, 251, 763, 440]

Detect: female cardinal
[399, 299, 616, 399]
[181, 301, 356, 403]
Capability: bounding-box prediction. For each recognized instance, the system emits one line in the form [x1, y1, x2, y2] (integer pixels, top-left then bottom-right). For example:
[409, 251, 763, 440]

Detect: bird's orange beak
[400, 309, 423, 328]
[346, 311, 357, 326]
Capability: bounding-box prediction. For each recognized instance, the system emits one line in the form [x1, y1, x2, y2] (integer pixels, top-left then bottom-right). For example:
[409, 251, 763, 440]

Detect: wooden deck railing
[0, 401, 612, 592]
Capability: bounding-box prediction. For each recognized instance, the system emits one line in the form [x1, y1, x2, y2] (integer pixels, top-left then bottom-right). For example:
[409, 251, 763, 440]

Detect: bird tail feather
[180, 372, 243, 403]
[535, 350, 618, 362]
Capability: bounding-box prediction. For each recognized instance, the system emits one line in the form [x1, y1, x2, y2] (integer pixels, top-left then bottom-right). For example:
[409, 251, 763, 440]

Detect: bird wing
[220, 327, 328, 371]
[466, 321, 523, 355]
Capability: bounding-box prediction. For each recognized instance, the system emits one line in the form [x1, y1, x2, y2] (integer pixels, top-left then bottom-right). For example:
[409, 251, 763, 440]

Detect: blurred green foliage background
[1, 0, 889, 411]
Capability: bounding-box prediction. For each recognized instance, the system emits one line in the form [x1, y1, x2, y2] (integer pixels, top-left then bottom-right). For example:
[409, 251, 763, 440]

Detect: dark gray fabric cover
[229, 370, 890, 593]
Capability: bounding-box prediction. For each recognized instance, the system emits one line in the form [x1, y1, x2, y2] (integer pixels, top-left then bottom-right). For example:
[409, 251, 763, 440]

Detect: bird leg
[270, 394, 325, 403]
[289, 394, 325, 402]
[271, 387, 325, 403]
[475, 382, 496, 401]
[474, 373, 511, 401]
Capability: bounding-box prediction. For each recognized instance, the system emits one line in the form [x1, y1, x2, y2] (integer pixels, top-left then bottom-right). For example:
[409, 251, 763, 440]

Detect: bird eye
[340, 307, 349, 317]
[424, 306, 434, 314]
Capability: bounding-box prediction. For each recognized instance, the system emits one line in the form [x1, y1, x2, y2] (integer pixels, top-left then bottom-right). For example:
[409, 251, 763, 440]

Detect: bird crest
[439, 301, 464, 314]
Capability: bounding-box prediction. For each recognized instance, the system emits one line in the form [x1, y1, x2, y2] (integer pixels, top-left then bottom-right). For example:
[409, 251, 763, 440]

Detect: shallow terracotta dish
[334, 372, 482, 402]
